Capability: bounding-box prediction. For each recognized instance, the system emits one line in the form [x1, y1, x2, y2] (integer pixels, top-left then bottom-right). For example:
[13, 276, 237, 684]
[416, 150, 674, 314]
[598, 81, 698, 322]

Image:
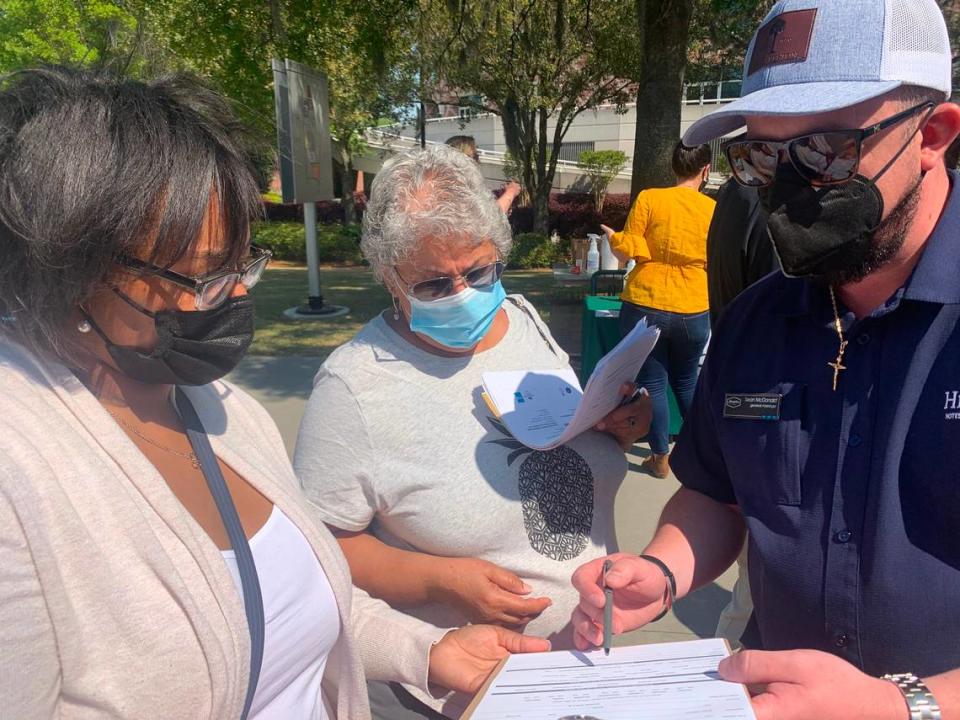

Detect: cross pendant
[828, 340, 849, 392]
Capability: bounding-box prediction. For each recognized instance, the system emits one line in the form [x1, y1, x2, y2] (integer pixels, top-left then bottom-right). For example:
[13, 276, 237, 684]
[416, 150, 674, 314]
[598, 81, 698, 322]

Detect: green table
[580, 295, 683, 436]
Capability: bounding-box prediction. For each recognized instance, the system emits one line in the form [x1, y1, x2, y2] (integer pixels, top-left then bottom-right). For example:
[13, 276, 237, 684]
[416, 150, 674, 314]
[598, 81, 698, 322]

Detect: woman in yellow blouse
[601, 141, 715, 478]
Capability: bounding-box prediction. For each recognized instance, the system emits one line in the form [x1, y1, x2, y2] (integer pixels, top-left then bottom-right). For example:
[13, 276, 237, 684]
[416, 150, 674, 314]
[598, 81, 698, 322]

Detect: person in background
[445, 134, 482, 161]
[601, 141, 716, 479]
[294, 144, 651, 720]
[446, 134, 522, 213]
[706, 177, 779, 325]
[0, 67, 547, 720]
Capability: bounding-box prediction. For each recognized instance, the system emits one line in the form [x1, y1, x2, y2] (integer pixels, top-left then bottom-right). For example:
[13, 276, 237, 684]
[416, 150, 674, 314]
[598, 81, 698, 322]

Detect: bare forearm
[640, 488, 745, 599]
[497, 183, 521, 213]
[610, 245, 631, 264]
[334, 528, 451, 607]
[924, 669, 960, 720]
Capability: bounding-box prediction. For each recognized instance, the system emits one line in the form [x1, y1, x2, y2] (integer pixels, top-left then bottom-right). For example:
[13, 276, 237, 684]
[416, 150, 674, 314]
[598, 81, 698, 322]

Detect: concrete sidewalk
[229, 355, 738, 647]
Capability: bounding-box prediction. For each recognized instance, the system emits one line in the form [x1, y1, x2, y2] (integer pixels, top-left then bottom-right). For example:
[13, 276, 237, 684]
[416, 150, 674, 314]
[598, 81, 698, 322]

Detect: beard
[817, 173, 923, 287]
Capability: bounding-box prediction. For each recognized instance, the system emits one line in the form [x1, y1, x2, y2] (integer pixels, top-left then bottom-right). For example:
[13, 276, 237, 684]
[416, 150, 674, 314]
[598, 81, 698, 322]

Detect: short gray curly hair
[361, 144, 512, 281]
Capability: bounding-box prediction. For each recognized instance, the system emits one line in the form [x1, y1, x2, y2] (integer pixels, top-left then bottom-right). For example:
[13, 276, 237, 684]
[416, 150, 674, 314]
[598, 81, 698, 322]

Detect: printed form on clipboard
[481, 318, 660, 451]
[461, 638, 757, 720]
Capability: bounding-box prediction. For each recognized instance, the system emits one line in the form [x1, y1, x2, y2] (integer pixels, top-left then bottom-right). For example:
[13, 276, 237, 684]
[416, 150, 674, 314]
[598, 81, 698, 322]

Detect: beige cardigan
[0, 342, 446, 719]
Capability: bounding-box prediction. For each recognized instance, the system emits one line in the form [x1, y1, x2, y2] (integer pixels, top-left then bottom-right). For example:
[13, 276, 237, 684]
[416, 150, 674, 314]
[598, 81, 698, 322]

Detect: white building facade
[357, 80, 740, 193]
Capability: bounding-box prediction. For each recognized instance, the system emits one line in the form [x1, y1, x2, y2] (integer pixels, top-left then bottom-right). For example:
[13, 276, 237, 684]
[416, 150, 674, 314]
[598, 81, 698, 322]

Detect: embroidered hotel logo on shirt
[748, 9, 818, 76]
[946, 391, 960, 420]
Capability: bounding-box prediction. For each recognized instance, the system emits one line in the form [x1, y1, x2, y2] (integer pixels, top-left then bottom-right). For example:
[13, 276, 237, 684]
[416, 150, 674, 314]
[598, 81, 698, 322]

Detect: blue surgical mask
[408, 281, 507, 349]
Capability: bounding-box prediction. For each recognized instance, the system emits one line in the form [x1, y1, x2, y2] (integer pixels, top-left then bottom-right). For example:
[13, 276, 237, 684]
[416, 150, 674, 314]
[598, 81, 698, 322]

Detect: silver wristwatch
[882, 673, 941, 720]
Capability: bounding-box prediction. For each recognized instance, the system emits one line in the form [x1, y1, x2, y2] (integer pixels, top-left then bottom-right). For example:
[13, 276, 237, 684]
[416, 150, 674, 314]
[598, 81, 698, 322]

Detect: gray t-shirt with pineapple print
[293, 295, 628, 717]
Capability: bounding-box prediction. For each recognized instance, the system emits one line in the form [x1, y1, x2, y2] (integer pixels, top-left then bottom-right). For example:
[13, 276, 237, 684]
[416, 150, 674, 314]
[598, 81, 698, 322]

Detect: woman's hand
[600, 224, 634, 264]
[594, 383, 652, 451]
[428, 625, 551, 694]
[497, 182, 522, 214]
[433, 557, 552, 625]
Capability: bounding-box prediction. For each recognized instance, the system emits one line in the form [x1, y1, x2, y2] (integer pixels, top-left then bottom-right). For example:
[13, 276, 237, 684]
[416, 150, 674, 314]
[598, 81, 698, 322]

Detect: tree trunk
[269, 0, 287, 44]
[502, 99, 568, 235]
[342, 172, 356, 225]
[630, 0, 695, 199]
[532, 107, 551, 235]
[533, 185, 551, 235]
[338, 145, 357, 224]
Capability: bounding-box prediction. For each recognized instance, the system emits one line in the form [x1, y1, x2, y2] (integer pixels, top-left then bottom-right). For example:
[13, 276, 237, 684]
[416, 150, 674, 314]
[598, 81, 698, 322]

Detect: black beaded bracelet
[638, 554, 677, 622]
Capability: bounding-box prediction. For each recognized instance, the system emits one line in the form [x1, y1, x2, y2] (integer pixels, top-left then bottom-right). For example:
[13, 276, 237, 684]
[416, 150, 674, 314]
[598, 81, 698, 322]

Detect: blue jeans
[619, 302, 710, 455]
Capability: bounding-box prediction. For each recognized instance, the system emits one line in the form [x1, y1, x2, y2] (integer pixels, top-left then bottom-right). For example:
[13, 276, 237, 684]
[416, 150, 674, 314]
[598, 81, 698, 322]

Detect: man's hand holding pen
[570, 553, 674, 651]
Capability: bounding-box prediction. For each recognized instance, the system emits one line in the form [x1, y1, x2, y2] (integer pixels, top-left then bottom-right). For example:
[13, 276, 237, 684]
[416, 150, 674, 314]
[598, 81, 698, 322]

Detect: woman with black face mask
[0, 67, 547, 720]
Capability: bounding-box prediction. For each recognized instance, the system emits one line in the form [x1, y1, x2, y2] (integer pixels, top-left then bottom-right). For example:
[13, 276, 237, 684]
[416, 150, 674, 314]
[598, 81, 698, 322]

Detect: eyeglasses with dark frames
[116, 245, 272, 310]
[722, 101, 936, 189]
[395, 259, 505, 302]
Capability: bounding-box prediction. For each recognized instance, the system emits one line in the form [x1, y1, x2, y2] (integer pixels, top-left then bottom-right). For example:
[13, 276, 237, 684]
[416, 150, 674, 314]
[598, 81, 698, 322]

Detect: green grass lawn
[250, 265, 584, 358]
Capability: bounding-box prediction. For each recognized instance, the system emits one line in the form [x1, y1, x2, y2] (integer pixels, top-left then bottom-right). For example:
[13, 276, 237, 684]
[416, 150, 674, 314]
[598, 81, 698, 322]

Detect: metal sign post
[271, 58, 348, 318]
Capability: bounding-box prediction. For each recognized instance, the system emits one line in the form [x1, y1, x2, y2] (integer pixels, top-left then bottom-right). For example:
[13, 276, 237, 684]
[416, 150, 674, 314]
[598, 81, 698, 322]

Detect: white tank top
[222, 506, 340, 719]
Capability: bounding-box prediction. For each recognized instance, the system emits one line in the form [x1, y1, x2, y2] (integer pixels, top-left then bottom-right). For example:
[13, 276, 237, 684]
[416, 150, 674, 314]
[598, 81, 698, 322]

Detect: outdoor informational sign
[271, 59, 334, 205]
[270, 59, 346, 316]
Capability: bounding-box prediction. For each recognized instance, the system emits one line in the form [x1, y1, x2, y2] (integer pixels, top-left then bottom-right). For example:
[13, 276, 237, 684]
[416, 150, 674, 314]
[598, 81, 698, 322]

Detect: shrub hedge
[255, 190, 634, 267]
[253, 222, 364, 265]
[261, 192, 367, 224]
[508, 192, 631, 238]
[508, 233, 572, 269]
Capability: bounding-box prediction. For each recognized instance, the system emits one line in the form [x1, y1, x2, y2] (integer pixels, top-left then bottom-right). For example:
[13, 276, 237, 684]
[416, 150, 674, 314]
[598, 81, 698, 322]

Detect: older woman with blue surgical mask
[294, 144, 652, 720]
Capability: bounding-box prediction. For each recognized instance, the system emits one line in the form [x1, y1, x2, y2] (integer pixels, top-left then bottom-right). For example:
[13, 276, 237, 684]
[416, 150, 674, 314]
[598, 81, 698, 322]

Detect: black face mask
[759, 124, 921, 281]
[759, 165, 885, 279]
[85, 293, 255, 386]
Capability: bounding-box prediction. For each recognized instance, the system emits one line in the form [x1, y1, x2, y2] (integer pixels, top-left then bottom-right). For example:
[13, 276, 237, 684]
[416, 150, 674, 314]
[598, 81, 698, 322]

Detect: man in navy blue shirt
[573, 1, 960, 719]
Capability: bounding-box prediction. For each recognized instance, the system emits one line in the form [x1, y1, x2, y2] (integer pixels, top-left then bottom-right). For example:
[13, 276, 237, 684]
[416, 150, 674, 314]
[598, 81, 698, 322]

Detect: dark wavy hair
[0, 66, 265, 361]
[671, 140, 712, 180]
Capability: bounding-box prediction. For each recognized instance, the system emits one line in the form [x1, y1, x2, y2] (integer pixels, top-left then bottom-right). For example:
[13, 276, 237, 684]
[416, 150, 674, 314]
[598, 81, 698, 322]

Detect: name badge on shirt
[723, 393, 782, 421]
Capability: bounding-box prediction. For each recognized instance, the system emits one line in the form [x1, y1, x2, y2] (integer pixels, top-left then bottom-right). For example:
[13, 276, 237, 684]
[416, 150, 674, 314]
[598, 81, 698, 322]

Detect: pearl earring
[77, 319, 92, 334]
[391, 297, 401, 321]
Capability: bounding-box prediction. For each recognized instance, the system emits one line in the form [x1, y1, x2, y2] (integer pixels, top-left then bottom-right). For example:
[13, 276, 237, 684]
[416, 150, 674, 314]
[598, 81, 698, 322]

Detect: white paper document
[481, 318, 659, 450]
[464, 638, 756, 720]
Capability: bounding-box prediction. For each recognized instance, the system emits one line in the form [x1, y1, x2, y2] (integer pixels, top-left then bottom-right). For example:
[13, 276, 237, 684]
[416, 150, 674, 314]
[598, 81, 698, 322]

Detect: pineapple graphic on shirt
[486, 416, 593, 561]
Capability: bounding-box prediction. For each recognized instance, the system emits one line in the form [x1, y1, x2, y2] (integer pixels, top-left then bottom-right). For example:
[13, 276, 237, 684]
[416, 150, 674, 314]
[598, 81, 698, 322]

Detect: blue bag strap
[176, 388, 264, 720]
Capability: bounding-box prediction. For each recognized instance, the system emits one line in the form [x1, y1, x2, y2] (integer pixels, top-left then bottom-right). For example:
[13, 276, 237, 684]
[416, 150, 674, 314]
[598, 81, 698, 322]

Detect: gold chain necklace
[827, 286, 849, 392]
[109, 412, 201, 469]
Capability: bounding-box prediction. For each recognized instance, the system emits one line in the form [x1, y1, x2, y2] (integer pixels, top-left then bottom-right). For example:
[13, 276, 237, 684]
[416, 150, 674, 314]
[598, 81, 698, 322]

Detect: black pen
[602, 559, 613, 656]
[617, 385, 648, 408]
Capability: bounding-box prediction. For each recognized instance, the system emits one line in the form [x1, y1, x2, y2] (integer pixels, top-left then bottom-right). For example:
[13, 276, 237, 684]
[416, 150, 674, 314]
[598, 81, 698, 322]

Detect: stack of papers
[481, 319, 659, 450]
[463, 638, 756, 720]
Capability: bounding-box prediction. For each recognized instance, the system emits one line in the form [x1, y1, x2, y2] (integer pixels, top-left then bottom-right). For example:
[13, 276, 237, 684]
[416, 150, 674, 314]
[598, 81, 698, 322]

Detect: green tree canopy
[578, 150, 627, 212]
[0, 0, 161, 74]
[132, 0, 417, 216]
[1, 0, 416, 216]
[419, 0, 643, 233]
[686, 0, 774, 84]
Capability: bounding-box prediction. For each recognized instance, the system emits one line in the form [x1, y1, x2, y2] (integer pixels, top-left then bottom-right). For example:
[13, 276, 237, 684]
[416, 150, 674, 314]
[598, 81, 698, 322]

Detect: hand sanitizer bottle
[585, 235, 600, 276]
